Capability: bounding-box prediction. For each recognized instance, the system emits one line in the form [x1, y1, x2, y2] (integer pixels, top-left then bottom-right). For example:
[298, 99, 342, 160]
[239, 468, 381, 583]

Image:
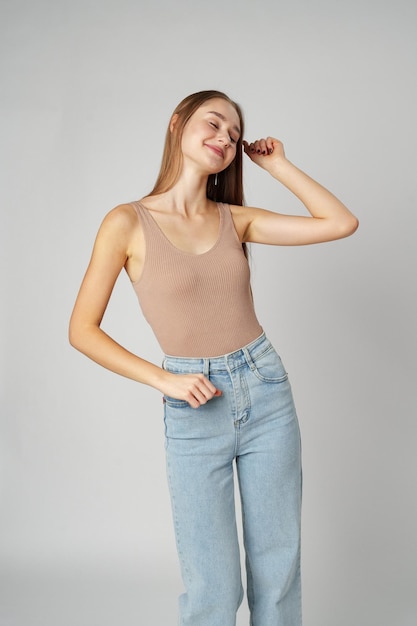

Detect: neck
[164, 170, 212, 215]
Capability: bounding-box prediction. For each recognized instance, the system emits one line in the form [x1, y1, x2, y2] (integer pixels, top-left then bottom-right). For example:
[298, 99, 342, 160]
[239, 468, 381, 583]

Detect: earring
[214, 173, 218, 186]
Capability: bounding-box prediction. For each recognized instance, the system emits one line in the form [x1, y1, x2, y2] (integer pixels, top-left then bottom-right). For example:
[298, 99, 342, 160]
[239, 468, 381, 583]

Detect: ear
[169, 113, 179, 133]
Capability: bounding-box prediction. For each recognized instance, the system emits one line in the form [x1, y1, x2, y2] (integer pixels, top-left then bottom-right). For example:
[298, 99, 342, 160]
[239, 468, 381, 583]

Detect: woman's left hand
[243, 137, 286, 172]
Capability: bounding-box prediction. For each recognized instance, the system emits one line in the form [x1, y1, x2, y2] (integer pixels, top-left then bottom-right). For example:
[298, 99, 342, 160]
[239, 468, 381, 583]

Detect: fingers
[166, 372, 222, 409]
[243, 136, 276, 156]
[186, 375, 217, 408]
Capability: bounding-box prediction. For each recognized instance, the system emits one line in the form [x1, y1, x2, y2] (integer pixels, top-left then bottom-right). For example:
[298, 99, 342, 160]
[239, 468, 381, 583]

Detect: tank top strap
[217, 202, 241, 247]
[131, 200, 160, 234]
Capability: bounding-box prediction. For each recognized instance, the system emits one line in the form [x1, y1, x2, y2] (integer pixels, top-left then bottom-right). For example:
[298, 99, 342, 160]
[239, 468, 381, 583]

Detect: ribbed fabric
[131, 201, 263, 357]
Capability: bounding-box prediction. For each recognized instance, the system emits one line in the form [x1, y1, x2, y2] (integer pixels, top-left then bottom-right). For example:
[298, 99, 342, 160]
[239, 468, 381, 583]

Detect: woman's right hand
[161, 371, 222, 409]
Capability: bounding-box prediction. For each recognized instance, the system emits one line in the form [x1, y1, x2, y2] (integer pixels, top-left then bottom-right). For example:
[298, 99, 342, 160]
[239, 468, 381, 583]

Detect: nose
[218, 131, 230, 147]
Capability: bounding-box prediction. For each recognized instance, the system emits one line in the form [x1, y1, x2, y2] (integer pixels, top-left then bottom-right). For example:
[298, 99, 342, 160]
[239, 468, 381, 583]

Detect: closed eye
[209, 120, 238, 144]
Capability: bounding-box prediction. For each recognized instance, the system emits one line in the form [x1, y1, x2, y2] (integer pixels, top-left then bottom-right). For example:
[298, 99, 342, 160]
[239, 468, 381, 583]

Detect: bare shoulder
[97, 202, 145, 283]
[100, 202, 139, 234]
[94, 203, 140, 250]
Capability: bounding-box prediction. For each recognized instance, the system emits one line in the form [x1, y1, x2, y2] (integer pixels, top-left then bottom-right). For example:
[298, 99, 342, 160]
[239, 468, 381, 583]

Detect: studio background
[1, 1, 416, 625]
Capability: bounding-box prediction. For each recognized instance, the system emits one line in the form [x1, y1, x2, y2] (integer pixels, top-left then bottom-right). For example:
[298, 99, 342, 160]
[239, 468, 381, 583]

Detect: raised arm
[68, 204, 219, 407]
[238, 137, 358, 245]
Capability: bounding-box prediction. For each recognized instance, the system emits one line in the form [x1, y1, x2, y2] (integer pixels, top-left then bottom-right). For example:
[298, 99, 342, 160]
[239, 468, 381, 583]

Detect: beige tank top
[131, 201, 263, 357]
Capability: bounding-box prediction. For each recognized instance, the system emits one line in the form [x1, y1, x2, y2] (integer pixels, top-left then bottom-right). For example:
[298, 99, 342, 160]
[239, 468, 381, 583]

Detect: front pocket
[162, 359, 202, 408]
[163, 396, 190, 408]
[250, 346, 289, 383]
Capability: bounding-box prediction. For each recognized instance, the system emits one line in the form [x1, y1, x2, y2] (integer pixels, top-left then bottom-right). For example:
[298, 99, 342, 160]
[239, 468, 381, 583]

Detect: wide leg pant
[163, 333, 302, 626]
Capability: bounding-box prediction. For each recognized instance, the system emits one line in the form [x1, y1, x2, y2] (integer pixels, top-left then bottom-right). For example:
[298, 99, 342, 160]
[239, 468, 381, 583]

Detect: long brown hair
[149, 90, 245, 206]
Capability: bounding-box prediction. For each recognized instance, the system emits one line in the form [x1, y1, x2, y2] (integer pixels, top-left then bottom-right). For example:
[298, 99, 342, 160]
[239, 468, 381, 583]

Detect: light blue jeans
[162, 333, 302, 626]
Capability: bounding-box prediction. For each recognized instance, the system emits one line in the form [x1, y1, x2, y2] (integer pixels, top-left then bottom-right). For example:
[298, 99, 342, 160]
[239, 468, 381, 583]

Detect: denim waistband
[163, 332, 272, 375]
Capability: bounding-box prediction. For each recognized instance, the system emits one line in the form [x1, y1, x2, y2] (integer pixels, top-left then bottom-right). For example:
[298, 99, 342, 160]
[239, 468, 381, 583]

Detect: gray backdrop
[1, 0, 416, 625]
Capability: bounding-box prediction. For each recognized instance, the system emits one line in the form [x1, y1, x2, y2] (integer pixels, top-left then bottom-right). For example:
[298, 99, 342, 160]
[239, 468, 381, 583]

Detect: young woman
[69, 90, 358, 626]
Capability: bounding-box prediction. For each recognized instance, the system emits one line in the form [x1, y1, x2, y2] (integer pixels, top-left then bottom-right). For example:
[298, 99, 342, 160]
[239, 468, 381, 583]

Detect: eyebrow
[207, 111, 241, 136]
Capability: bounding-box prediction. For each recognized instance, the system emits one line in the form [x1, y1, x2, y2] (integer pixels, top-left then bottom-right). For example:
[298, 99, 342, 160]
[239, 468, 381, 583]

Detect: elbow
[340, 215, 359, 238]
[68, 315, 101, 357]
[349, 215, 359, 236]
[68, 322, 81, 352]
[68, 316, 88, 353]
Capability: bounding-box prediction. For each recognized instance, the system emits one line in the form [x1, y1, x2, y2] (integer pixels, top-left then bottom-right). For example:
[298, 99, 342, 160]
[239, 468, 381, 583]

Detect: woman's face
[179, 98, 241, 175]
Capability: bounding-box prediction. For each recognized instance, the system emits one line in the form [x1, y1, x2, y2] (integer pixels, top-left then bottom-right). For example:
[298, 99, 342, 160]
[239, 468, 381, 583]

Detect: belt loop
[243, 347, 255, 370]
[203, 358, 210, 377]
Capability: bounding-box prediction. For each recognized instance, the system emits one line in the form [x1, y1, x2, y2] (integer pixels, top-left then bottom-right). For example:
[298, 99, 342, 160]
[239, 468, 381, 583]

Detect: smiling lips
[205, 144, 224, 159]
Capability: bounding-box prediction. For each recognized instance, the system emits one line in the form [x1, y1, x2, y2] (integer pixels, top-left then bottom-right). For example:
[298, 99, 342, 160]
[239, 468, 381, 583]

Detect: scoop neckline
[137, 200, 224, 257]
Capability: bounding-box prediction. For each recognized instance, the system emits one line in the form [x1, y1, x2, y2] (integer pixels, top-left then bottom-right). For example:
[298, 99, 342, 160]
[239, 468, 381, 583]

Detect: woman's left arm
[240, 137, 359, 245]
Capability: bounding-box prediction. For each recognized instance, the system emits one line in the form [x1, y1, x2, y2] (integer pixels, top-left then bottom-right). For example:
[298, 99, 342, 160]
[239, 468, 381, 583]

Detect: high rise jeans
[162, 333, 302, 626]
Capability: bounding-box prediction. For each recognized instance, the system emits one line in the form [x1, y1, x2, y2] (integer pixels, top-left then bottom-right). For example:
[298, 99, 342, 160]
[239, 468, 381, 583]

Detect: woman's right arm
[68, 205, 219, 408]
